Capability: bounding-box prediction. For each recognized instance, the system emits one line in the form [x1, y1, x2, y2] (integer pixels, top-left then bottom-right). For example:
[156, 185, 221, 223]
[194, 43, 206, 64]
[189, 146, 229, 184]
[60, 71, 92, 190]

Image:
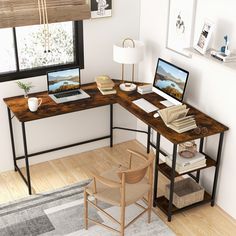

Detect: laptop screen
[47, 67, 80, 94]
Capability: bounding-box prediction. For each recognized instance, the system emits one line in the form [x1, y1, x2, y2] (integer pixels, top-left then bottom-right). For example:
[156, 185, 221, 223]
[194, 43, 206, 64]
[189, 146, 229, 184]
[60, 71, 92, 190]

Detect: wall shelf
[185, 47, 236, 71]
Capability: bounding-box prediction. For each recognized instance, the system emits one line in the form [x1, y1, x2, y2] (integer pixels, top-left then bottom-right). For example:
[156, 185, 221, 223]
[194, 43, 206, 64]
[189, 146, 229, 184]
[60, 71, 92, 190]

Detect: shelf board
[185, 47, 236, 71]
[158, 152, 216, 179]
[155, 191, 212, 215]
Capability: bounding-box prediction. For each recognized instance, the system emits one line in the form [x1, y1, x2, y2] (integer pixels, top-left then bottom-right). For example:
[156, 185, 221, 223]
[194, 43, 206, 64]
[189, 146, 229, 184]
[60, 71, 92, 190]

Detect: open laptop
[47, 67, 90, 103]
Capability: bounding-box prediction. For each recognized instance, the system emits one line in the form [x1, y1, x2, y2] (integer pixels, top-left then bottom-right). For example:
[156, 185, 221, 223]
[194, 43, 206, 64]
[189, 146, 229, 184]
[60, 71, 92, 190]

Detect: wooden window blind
[0, 0, 91, 28]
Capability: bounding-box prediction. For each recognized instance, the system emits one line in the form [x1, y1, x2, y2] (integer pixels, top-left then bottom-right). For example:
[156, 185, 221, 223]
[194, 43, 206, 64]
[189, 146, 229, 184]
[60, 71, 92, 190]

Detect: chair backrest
[117, 155, 154, 184]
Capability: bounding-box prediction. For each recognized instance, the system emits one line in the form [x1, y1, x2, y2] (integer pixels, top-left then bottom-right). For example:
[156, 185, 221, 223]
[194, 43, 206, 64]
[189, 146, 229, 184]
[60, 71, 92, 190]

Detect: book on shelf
[98, 87, 116, 95]
[166, 158, 206, 174]
[95, 75, 115, 89]
[166, 151, 206, 167]
[210, 50, 236, 62]
[158, 104, 197, 133]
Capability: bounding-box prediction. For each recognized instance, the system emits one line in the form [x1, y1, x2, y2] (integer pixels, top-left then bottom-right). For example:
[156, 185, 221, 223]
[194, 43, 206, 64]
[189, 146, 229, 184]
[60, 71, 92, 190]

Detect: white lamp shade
[113, 40, 144, 64]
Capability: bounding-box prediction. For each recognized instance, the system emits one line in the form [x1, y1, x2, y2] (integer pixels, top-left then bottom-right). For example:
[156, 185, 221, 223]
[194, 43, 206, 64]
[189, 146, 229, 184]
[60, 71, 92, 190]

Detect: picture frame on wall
[91, 0, 112, 19]
[166, 0, 196, 57]
[193, 19, 215, 54]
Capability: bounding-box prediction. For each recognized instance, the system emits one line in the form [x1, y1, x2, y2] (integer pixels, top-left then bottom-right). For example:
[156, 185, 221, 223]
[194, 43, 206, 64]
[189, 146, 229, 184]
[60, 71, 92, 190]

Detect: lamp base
[119, 83, 137, 92]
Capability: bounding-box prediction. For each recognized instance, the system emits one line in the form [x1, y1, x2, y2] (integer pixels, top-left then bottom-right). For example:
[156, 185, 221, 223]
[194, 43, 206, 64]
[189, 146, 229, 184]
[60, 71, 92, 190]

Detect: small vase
[24, 91, 28, 98]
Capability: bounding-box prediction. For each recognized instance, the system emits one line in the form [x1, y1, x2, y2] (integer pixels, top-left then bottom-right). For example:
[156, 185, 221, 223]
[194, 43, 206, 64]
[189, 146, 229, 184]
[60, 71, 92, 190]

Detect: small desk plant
[16, 81, 34, 98]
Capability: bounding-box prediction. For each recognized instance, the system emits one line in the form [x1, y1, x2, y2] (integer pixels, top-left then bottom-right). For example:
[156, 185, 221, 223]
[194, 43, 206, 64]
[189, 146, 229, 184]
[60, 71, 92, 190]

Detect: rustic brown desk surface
[4, 81, 228, 144]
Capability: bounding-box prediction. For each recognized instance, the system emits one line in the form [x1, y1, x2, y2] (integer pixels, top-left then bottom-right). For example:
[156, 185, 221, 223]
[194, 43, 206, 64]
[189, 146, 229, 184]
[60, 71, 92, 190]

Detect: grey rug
[0, 180, 175, 236]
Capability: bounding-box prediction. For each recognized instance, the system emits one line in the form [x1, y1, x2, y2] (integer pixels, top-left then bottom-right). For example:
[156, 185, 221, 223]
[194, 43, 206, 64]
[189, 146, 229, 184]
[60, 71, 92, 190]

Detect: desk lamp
[113, 38, 144, 92]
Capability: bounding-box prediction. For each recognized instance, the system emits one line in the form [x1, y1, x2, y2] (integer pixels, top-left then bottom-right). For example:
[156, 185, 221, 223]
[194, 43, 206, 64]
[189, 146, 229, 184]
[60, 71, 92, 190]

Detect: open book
[158, 105, 197, 133]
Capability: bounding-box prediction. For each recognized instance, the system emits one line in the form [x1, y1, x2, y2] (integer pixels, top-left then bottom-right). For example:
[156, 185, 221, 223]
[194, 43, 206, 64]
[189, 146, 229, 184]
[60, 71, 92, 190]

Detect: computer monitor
[47, 67, 80, 94]
[153, 58, 189, 107]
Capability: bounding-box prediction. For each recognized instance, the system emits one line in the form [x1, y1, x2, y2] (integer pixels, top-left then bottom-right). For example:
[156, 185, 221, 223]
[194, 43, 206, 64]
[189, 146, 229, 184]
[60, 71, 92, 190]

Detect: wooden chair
[84, 149, 154, 236]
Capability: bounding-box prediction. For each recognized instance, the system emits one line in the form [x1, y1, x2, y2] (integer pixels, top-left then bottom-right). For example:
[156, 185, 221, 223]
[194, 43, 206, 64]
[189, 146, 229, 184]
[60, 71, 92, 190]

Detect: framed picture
[91, 0, 112, 19]
[166, 0, 196, 57]
[194, 19, 214, 54]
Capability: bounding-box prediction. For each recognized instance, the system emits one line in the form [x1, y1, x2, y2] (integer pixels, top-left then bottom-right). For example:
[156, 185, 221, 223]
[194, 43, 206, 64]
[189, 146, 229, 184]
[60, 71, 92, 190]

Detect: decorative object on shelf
[165, 178, 204, 208]
[90, 0, 112, 19]
[210, 50, 236, 63]
[220, 35, 231, 56]
[178, 140, 197, 158]
[37, 0, 50, 53]
[166, 0, 196, 57]
[16, 81, 34, 98]
[194, 19, 215, 54]
[113, 38, 144, 92]
[166, 151, 206, 174]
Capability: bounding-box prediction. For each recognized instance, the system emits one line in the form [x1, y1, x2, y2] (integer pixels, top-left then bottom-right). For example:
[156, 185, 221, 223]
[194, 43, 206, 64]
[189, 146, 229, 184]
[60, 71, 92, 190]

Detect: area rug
[0, 180, 175, 236]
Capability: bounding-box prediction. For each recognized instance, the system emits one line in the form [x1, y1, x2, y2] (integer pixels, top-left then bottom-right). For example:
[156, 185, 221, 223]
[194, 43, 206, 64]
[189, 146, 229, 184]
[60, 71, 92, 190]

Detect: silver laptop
[47, 67, 90, 103]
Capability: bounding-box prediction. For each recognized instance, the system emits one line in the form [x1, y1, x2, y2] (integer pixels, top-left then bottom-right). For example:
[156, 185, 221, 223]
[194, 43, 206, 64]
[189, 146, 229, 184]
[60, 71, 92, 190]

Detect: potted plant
[16, 81, 34, 98]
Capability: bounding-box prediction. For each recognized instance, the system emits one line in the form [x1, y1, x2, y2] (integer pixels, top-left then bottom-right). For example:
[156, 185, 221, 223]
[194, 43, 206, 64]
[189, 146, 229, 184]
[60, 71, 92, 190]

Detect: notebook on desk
[47, 67, 90, 104]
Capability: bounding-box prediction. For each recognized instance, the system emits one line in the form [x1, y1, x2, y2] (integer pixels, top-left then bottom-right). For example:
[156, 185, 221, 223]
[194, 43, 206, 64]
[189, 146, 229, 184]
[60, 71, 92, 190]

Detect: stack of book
[158, 105, 197, 133]
[95, 76, 116, 95]
[166, 152, 206, 174]
[210, 50, 236, 63]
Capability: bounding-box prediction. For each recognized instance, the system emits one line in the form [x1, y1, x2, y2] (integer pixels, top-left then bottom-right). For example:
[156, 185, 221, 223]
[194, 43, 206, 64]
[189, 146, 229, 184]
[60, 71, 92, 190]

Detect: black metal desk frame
[149, 130, 225, 222]
[6, 92, 226, 222]
[7, 105, 115, 195]
[7, 104, 151, 196]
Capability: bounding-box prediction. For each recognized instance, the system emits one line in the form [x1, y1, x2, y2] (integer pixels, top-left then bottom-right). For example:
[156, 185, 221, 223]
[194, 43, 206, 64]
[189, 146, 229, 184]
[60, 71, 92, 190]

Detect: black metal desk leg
[196, 138, 204, 183]
[21, 122, 32, 195]
[7, 107, 17, 171]
[110, 104, 113, 147]
[153, 133, 160, 207]
[211, 132, 224, 206]
[147, 126, 151, 153]
[168, 144, 178, 222]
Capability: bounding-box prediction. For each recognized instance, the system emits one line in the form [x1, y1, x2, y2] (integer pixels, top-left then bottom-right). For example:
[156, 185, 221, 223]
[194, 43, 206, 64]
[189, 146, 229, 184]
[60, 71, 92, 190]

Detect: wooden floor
[0, 140, 236, 235]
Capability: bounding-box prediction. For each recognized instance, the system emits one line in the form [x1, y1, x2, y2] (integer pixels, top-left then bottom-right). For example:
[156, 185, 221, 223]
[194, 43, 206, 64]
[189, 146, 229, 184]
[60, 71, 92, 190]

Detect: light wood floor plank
[0, 175, 14, 204]
[0, 140, 235, 235]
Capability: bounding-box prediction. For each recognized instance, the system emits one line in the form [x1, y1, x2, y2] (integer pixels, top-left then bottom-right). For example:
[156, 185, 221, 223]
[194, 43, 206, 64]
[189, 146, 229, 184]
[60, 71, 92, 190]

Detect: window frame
[0, 21, 84, 83]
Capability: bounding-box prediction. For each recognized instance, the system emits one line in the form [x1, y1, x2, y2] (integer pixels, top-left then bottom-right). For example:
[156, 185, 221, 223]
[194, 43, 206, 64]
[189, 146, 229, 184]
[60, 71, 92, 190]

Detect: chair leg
[84, 189, 88, 230]
[120, 205, 125, 236]
[147, 190, 152, 223]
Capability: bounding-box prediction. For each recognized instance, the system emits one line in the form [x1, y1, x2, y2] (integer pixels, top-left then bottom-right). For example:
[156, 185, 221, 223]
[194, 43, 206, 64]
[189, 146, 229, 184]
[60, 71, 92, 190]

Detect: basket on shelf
[165, 178, 204, 209]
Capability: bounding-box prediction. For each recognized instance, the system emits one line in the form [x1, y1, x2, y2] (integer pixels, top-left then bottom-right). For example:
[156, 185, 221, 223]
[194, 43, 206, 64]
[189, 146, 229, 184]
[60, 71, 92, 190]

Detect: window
[0, 28, 16, 73]
[0, 21, 84, 82]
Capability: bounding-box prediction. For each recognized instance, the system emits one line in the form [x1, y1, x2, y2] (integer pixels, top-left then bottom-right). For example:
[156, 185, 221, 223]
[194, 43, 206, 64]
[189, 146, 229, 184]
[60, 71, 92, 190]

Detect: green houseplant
[16, 81, 34, 98]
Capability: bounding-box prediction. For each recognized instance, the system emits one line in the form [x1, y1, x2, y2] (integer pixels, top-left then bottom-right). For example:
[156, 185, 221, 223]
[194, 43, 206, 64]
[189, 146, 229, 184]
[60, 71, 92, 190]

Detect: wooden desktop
[4, 80, 228, 221]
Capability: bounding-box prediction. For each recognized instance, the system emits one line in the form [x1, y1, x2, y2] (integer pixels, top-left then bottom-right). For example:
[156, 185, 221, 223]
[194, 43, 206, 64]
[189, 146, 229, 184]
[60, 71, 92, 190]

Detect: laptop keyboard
[55, 90, 81, 98]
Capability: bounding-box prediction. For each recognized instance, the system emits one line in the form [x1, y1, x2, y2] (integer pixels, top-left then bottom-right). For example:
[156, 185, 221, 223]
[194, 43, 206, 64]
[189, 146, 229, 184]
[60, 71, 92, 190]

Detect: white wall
[0, 0, 141, 172]
[138, 0, 236, 219]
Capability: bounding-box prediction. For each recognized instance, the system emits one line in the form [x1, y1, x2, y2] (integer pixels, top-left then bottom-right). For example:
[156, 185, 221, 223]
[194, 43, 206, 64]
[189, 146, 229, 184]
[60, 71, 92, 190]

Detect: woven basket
[165, 178, 204, 208]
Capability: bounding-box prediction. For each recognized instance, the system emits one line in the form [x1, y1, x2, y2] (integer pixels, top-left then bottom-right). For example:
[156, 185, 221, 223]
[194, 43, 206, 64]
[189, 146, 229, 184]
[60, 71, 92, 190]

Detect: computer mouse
[153, 112, 159, 118]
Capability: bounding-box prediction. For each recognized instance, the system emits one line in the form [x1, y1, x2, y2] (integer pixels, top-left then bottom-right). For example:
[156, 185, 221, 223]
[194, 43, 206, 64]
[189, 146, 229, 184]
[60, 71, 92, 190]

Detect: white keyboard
[132, 98, 159, 113]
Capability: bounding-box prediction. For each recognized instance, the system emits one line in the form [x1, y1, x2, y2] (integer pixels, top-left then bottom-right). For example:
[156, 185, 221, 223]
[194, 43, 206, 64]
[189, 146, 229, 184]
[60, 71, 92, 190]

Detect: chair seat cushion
[86, 167, 150, 206]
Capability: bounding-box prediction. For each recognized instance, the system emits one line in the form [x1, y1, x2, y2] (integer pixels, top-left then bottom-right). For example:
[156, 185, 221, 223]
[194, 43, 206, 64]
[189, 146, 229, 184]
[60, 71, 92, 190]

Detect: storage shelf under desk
[155, 191, 212, 216]
[158, 153, 216, 179]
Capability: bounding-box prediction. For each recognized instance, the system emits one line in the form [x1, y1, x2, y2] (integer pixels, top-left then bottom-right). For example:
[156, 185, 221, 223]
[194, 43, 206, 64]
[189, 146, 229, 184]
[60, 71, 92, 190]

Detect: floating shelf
[185, 47, 236, 71]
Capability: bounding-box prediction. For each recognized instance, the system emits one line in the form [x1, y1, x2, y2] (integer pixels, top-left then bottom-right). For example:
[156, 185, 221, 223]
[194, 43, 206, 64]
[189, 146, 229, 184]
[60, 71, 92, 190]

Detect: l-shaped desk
[4, 80, 228, 221]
